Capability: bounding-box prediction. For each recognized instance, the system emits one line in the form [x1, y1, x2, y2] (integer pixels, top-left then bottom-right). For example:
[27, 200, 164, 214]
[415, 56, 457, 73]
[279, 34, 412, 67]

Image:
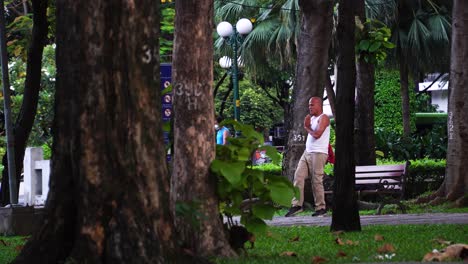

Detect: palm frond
[407, 16, 431, 56]
[427, 14, 451, 43]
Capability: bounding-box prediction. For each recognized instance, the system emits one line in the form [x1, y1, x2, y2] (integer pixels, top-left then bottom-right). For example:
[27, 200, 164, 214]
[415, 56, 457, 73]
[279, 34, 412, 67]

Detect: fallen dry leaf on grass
[280, 251, 297, 257]
[377, 243, 396, 253]
[335, 237, 344, 245]
[311, 256, 327, 264]
[374, 234, 384, 241]
[0, 239, 9, 246]
[345, 239, 359, 246]
[289, 236, 300, 242]
[336, 251, 347, 257]
[422, 243, 468, 262]
[332, 230, 345, 236]
[431, 238, 452, 246]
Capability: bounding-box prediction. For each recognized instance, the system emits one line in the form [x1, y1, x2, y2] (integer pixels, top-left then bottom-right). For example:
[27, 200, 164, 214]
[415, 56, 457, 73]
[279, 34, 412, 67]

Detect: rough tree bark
[171, 1, 236, 258]
[399, 59, 411, 137]
[283, 0, 333, 181]
[14, 1, 189, 263]
[331, 0, 361, 232]
[0, 0, 48, 206]
[430, 0, 468, 206]
[354, 0, 376, 166]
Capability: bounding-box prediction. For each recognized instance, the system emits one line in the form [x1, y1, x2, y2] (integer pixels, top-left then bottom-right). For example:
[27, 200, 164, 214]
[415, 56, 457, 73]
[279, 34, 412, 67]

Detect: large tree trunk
[14, 1, 187, 262]
[354, 0, 376, 166]
[0, 0, 48, 206]
[433, 0, 468, 205]
[172, 1, 235, 258]
[283, 0, 333, 181]
[399, 60, 411, 137]
[331, 0, 361, 232]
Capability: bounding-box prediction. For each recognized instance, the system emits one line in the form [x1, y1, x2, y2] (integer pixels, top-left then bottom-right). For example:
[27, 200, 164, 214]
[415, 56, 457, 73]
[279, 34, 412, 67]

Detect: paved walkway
[266, 213, 468, 227]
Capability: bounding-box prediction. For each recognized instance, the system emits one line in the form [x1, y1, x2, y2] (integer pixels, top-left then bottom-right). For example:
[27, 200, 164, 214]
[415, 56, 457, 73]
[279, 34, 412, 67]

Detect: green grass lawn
[0, 236, 28, 264]
[215, 224, 468, 263]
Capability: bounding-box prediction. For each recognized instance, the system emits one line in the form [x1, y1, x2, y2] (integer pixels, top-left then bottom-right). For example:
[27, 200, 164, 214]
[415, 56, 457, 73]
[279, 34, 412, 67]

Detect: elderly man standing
[285, 96, 330, 217]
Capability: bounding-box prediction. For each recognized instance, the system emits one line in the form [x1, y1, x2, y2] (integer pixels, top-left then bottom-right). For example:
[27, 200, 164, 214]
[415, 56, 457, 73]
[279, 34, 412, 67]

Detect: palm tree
[367, 0, 452, 137]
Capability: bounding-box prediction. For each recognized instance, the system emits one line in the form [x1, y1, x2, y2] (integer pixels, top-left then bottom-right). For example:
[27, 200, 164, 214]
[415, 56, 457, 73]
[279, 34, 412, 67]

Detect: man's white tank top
[306, 113, 330, 154]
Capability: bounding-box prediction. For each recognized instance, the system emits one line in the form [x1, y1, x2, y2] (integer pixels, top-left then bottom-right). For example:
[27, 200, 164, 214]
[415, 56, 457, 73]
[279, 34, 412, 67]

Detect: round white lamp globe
[216, 21, 233, 37]
[219, 56, 232, 69]
[236, 18, 253, 35]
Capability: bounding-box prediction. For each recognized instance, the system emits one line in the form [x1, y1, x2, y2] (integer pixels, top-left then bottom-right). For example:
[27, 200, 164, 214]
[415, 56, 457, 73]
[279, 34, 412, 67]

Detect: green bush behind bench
[254, 158, 446, 199]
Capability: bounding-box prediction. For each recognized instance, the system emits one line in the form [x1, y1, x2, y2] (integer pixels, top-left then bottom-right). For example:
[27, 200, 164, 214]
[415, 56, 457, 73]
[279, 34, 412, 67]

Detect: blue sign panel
[161, 63, 172, 162]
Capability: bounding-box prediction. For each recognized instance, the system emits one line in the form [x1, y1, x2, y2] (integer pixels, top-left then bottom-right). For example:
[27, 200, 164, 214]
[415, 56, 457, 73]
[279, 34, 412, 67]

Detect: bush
[406, 158, 445, 198]
[375, 69, 417, 134]
[375, 124, 447, 161]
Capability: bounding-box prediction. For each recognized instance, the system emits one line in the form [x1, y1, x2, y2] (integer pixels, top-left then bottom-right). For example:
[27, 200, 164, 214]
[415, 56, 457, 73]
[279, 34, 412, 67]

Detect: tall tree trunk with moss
[355, 0, 376, 166]
[0, 0, 48, 206]
[431, 0, 468, 206]
[331, 0, 361, 232]
[171, 0, 236, 258]
[13, 1, 196, 263]
[399, 58, 411, 137]
[283, 0, 333, 181]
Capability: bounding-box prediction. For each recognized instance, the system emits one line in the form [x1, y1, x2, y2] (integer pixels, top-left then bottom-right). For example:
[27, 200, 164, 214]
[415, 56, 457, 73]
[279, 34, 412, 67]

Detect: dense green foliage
[374, 69, 416, 134]
[160, 4, 174, 62]
[211, 121, 296, 234]
[215, 224, 468, 263]
[214, 77, 284, 131]
[373, 69, 448, 161]
[355, 19, 395, 64]
[0, 45, 55, 162]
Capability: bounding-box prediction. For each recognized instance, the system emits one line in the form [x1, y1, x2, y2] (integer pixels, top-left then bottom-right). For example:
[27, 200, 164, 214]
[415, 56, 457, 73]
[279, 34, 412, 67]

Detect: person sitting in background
[215, 116, 230, 145]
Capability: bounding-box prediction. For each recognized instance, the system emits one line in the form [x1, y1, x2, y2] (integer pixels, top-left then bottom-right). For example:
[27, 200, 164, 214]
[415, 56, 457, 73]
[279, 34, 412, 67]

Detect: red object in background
[327, 144, 335, 164]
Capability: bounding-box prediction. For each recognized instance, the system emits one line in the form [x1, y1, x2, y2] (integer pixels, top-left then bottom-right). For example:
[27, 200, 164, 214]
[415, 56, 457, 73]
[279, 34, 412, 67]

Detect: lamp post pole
[231, 26, 240, 121]
[217, 18, 252, 123]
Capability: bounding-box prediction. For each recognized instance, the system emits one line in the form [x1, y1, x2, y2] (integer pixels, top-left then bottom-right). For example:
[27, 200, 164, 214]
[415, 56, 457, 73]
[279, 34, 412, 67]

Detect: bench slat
[356, 165, 405, 173]
[356, 172, 404, 178]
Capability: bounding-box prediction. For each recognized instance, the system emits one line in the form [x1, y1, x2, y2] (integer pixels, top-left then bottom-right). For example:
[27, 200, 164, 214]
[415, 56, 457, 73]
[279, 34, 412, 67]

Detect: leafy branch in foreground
[211, 120, 297, 235]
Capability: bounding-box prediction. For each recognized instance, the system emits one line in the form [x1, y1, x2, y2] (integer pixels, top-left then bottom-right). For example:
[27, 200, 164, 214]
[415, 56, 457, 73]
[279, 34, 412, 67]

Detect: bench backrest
[355, 164, 407, 191]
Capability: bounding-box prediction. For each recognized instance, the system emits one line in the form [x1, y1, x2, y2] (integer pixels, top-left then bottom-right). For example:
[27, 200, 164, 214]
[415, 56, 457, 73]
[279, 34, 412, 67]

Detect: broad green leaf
[383, 41, 395, 49]
[368, 42, 382, 52]
[241, 216, 267, 235]
[252, 204, 276, 220]
[220, 161, 245, 185]
[269, 181, 294, 207]
[358, 40, 370, 50]
[237, 147, 251, 161]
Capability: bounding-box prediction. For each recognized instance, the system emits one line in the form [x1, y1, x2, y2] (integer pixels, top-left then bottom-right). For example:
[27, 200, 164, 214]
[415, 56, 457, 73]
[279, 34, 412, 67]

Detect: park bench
[323, 163, 408, 214]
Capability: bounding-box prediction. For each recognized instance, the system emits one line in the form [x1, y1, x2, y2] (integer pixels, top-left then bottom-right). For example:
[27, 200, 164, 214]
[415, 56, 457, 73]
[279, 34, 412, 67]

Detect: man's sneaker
[285, 206, 303, 217]
[312, 209, 327, 217]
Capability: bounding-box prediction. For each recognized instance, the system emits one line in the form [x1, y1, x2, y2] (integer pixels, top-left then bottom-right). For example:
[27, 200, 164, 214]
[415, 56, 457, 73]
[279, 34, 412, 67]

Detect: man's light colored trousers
[291, 151, 328, 210]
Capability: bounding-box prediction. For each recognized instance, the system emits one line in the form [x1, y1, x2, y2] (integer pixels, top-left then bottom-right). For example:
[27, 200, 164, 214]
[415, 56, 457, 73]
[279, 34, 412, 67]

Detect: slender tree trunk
[325, 73, 336, 117]
[331, 0, 361, 232]
[172, 0, 235, 257]
[14, 1, 190, 262]
[399, 60, 411, 137]
[283, 0, 333, 181]
[354, 0, 376, 166]
[0, 0, 48, 206]
[434, 0, 468, 205]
